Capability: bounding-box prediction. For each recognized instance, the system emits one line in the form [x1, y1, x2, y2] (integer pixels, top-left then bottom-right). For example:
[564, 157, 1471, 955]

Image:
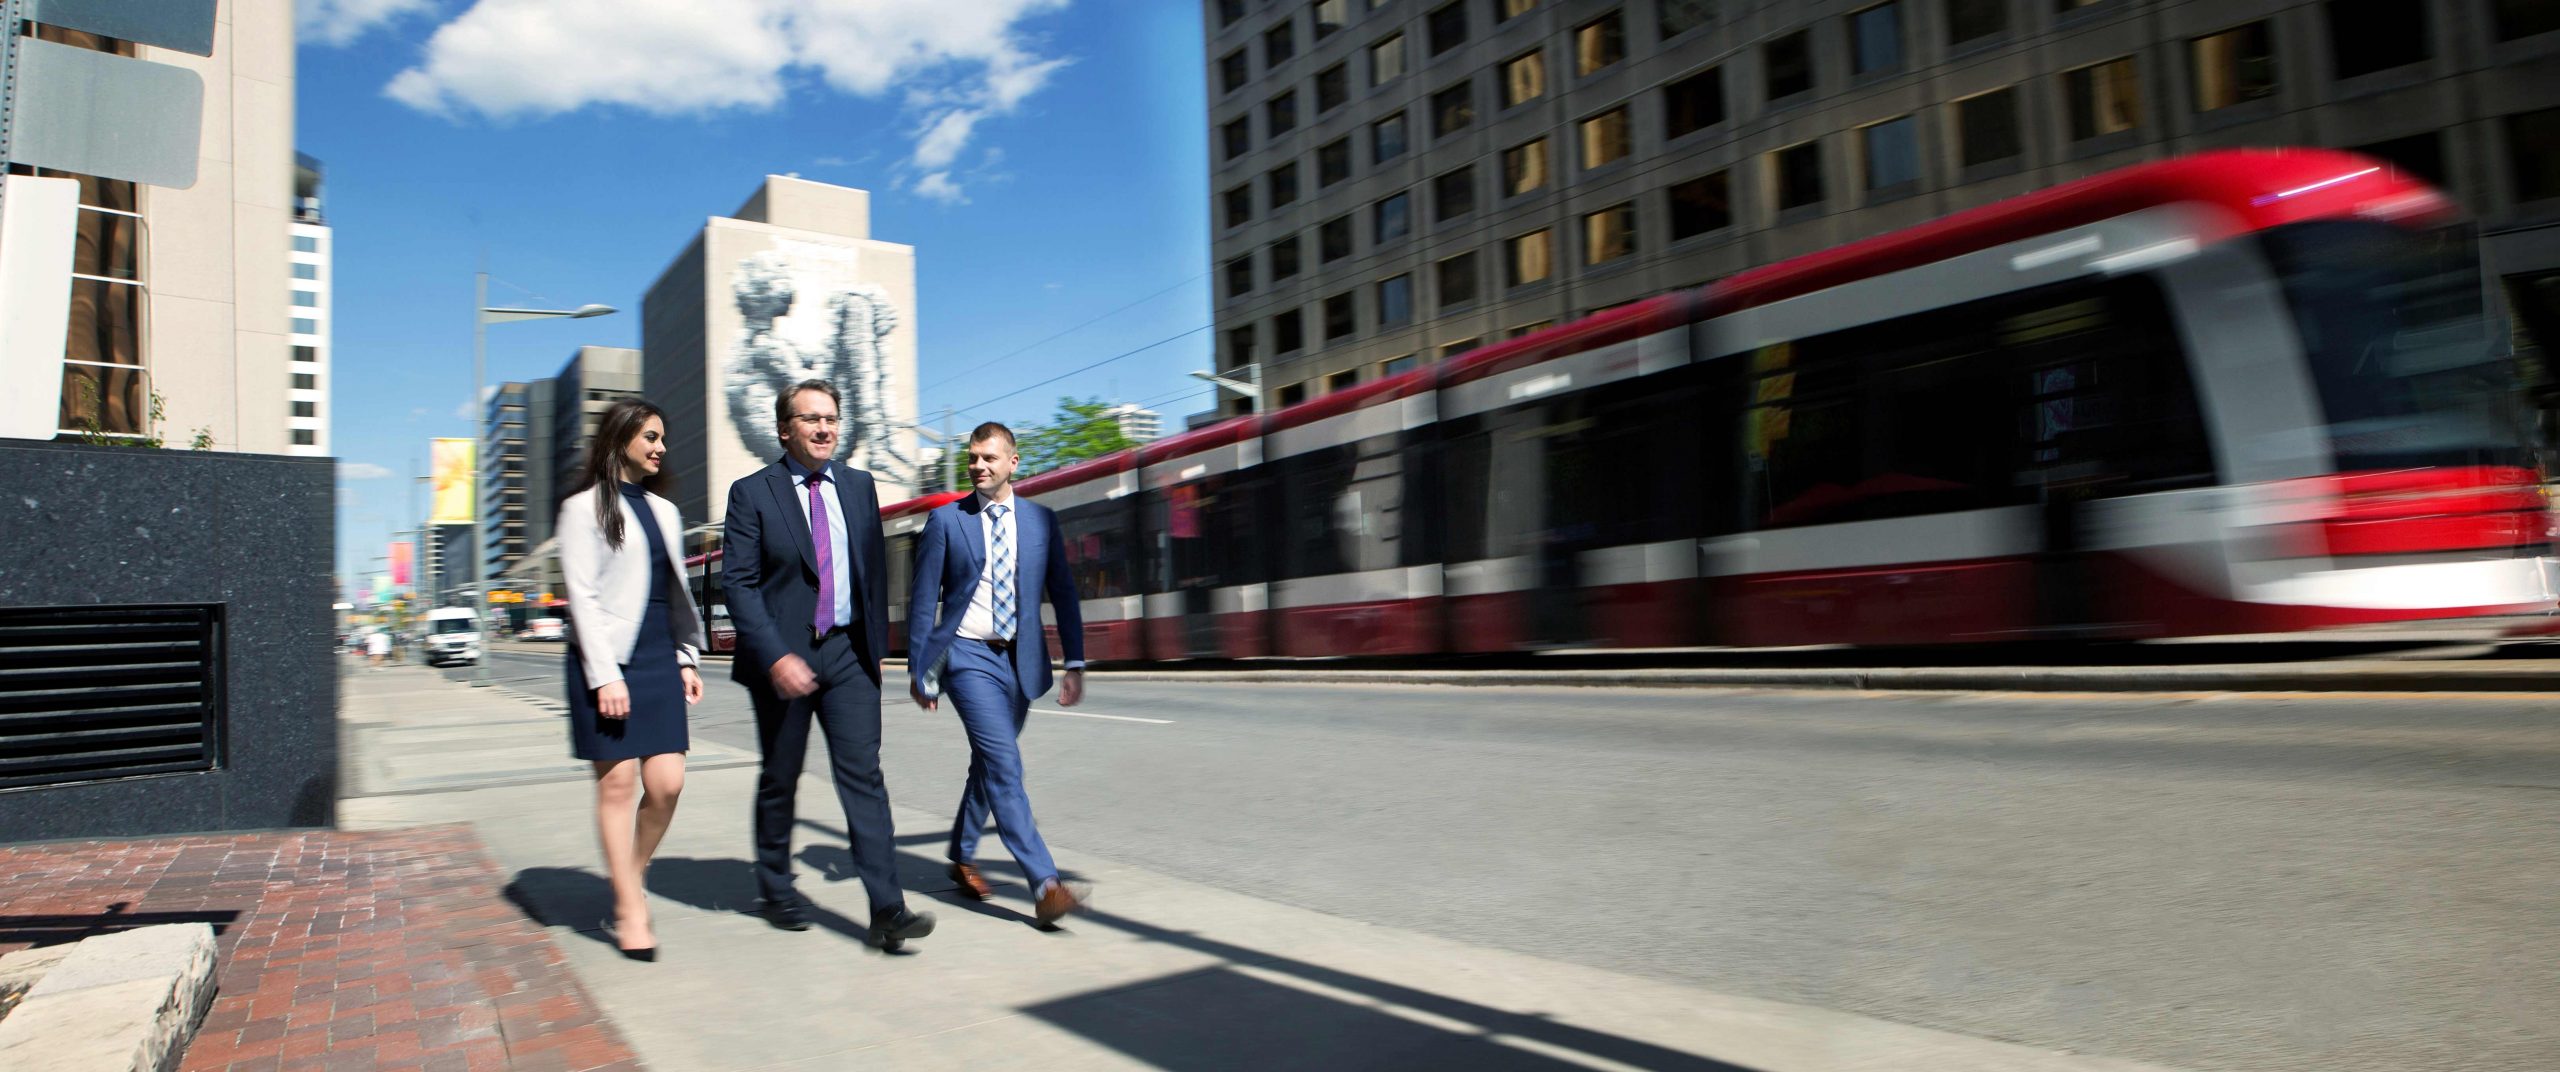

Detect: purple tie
[808, 472, 834, 635]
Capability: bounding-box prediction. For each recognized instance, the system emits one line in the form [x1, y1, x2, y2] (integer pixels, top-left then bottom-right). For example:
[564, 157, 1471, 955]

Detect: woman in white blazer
[558, 399, 706, 961]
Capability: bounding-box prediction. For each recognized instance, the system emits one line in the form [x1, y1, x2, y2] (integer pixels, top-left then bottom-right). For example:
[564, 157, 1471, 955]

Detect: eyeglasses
[788, 414, 841, 427]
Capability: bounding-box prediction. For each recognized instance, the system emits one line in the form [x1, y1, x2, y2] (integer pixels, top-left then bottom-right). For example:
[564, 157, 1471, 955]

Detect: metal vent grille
[0, 605, 223, 791]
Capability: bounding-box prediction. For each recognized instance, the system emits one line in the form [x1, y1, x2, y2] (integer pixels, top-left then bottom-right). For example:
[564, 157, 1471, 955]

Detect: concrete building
[286, 153, 330, 455]
[547, 345, 644, 513]
[1204, 0, 2560, 412]
[480, 382, 536, 587]
[642, 176, 923, 526]
[26, 1, 301, 451]
[1104, 401, 1166, 442]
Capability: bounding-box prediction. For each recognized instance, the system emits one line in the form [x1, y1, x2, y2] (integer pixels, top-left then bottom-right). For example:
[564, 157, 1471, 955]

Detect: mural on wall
[722, 245, 913, 486]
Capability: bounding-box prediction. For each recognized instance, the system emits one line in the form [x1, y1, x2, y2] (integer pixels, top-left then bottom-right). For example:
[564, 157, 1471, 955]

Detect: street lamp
[472, 271, 615, 687]
[1190, 363, 1263, 415]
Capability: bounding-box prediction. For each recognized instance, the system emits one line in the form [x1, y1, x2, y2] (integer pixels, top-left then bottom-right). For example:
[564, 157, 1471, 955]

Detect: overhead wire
[923, 270, 1212, 391]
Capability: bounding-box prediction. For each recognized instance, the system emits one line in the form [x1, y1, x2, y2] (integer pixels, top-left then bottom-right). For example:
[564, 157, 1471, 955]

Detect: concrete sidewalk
[337, 664, 2184, 1072]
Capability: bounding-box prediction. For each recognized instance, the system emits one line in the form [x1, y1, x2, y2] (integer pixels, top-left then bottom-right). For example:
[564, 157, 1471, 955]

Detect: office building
[1104, 402, 1165, 442]
[481, 382, 535, 585]
[642, 176, 923, 525]
[286, 153, 330, 455]
[548, 345, 644, 513]
[1204, 0, 2560, 411]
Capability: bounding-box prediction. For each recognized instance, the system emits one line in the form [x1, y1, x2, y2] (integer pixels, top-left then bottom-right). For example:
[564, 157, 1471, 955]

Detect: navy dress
[567, 483, 691, 760]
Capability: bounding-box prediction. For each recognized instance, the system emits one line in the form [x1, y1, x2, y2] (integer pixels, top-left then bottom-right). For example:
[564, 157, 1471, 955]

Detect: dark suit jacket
[906, 492, 1086, 701]
[721, 458, 889, 685]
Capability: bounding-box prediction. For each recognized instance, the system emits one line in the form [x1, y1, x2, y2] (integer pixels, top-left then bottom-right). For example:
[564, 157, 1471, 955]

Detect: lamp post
[473, 271, 614, 687]
[1189, 363, 1263, 415]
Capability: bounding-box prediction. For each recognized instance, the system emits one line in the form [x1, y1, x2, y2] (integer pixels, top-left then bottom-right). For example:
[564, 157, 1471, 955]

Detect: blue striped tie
[989, 504, 1016, 642]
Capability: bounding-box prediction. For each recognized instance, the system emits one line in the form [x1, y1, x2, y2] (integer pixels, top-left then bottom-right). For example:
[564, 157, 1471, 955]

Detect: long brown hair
[572, 398, 674, 550]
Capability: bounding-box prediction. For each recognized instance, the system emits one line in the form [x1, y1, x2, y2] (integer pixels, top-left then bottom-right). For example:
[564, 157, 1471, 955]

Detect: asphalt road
[451, 647, 2560, 1072]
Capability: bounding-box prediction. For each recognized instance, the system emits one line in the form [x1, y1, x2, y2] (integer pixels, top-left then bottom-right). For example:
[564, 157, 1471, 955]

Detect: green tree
[1013, 396, 1140, 476]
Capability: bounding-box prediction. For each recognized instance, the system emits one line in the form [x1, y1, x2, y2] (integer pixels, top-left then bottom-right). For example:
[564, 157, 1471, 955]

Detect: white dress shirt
[957, 491, 1017, 641]
[785, 457, 855, 631]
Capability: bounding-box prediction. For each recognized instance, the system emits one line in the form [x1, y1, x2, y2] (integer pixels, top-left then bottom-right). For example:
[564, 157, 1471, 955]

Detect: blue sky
[308, 0, 1213, 594]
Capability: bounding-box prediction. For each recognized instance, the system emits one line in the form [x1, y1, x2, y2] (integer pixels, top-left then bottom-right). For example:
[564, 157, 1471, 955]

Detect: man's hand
[910, 680, 938, 711]
[680, 665, 704, 705]
[596, 680, 630, 718]
[771, 653, 818, 698]
[1059, 668, 1084, 708]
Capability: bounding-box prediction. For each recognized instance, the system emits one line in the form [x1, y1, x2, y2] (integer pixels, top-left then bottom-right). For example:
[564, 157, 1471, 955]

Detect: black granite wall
[0, 439, 338, 840]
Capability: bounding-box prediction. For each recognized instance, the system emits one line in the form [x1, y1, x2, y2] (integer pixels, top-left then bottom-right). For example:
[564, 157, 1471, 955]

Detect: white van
[423, 607, 482, 666]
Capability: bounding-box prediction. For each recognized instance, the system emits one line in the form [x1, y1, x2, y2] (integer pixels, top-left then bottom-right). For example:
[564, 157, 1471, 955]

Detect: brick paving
[0, 825, 642, 1072]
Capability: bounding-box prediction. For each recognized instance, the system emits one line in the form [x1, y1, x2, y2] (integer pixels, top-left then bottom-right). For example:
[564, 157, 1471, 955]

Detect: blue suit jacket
[721, 459, 889, 686]
[907, 492, 1086, 701]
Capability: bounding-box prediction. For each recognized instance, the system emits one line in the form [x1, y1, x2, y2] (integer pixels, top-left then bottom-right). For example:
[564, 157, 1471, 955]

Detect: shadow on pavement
[0, 904, 242, 949]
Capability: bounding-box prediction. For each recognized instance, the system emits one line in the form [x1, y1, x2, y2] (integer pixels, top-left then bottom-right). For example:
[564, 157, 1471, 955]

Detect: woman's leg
[593, 758, 651, 949]
[633, 752, 687, 870]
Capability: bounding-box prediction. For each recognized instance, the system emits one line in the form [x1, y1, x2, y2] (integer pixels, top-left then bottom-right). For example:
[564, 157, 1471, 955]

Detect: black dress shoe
[755, 898, 812, 932]
[869, 905, 936, 951]
[602, 917, 658, 961]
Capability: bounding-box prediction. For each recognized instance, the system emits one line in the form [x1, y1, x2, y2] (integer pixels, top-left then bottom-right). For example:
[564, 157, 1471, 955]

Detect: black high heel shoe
[602, 916, 658, 962]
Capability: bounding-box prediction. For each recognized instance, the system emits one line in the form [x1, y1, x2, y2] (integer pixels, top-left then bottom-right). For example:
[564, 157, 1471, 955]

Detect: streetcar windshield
[2255, 220, 2531, 470]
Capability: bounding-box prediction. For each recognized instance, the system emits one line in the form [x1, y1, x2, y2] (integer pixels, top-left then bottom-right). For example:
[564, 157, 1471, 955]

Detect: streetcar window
[1055, 499, 1137, 599]
[1277, 435, 1410, 579]
[1442, 372, 1718, 562]
[1149, 471, 1269, 592]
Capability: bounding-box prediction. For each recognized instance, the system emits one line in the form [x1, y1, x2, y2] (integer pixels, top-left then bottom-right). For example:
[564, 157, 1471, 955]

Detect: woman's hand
[596, 680, 630, 719]
[681, 665, 704, 705]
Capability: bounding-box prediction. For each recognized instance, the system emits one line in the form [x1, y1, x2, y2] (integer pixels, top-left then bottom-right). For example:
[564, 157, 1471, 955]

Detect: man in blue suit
[907, 421, 1090, 926]
[723, 379, 934, 951]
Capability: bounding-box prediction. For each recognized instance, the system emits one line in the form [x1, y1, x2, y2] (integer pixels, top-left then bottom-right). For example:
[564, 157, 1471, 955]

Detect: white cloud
[384, 0, 1070, 202]
[338, 461, 395, 480]
[299, 0, 437, 46]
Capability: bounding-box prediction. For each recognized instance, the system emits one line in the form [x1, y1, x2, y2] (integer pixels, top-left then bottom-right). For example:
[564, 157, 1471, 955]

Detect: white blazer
[558, 483, 706, 687]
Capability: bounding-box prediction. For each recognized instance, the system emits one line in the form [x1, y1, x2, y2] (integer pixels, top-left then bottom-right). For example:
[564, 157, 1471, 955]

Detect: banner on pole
[430, 438, 475, 524]
[389, 541, 413, 586]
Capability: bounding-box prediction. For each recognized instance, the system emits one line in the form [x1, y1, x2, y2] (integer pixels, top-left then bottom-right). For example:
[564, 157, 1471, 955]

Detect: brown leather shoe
[948, 862, 993, 901]
[1034, 880, 1089, 927]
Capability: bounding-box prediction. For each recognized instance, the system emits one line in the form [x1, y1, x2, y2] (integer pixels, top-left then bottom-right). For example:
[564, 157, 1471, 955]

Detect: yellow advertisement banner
[430, 438, 476, 524]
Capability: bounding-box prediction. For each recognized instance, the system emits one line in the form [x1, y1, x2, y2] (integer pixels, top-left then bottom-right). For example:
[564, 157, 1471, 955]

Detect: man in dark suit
[722, 378, 934, 950]
[908, 421, 1090, 927]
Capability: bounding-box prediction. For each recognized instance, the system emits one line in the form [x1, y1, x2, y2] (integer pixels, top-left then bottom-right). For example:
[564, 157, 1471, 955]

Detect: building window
[1956, 87, 2023, 167]
[2327, 0, 2429, 79]
[1438, 251, 1480, 310]
[1265, 20, 1296, 67]
[292, 429, 317, 446]
[1669, 170, 1731, 239]
[1278, 382, 1308, 407]
[293, 262, 319, 280]
[1327, 368, 1360, 392]
[1315, 0, 1348, 38]
[1576, 11, 1626, 75]
[1221, 49, 1249, 94]
[1434, 164, 1475, 221]
[1432, 80, 1474, 137]
[1321, 214, 1355, 261]
[1503, 50, 1545, 108]
[1379, 274, 1413, 325]
[1774, 141, 1824, 211]
[1275, 309, 1306, 354]
[1268, 91, 1299, 136]
[2065, 57, 2141, 140]
[1862, 116, 1920, 191]
[1947, 0, 2004, 44]
[1375, 191, 1413, 242]
[292, 289, 320, 307]
[1500, 0, 1541, 23]
[1659, 0, 1714, 39]
[1383, 353, 1419, 376]
[1372, 33, 1405, 84]
[2511, 106, 2560, 202]
[1509, 320, 1555, 338]
[1664, 67, 1723, 139]
[292, 373, 317, 390]
[1440, 337, 1483, 359]
[1373, 112, 1409, 163]
[1226, 255, 1254, 298]
[1503, 137, 1549, 196]
[1429, 1, 1468, 54]
[1319, 137, 1353, 186]
[1220, 0, 1246, 28]
[1223, 117, 1250, 160]
[1224, 183, 1253, 227]
[294, 344, 319, 363]
[293, 235, 319, 253]
[1580, 106, 1632, 169]
[2497, 0, 2560, 40]
[1271, 234, 1302, 281]
[2193, 22, 2276, 111]
[1506, 229, 1554, 287]
[1226, 325, 1258, 369]
[292, 400, 317, 418]
[1765, 29, 1813, 101]
[2351, 131, 2446, 188]
[1317, 62, 1349, 112]
[1851, 3, 1903, 75]
[1584, 203, 1636, 264]
[293, 317, 319, 335]
[1270, 162, 1301, 209]
[1325, 291, 1358, 341]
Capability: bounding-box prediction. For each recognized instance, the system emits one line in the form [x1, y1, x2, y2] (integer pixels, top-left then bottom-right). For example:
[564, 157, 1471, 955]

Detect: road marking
[1032, 708, 1173, 724]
